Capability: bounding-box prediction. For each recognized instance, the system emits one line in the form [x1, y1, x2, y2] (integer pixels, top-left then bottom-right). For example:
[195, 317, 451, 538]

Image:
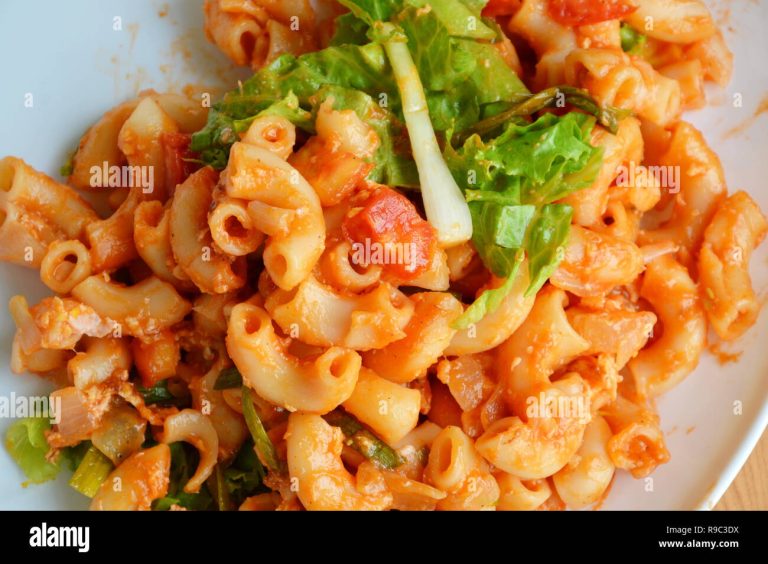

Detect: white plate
[0, 0, 766, 510]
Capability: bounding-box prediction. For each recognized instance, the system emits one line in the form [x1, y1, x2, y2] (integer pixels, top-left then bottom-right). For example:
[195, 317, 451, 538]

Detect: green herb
[323, 410, 404, 469]
[60, 148, 77, 178]
[137, 380, 189, 408]
[222, 439, 268, 507]
[241, 387, 283, 473]
[153, 442, 215, 511]
[68, 445, 113, 498]
[620, 23, 647, 55]
[207, 464, 234, 511]
[213, 367, 243, 390]
[456, 86, 630, 144]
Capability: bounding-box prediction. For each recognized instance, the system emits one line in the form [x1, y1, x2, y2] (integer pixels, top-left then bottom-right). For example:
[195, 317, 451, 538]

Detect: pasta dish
[2, 0, 766, 511]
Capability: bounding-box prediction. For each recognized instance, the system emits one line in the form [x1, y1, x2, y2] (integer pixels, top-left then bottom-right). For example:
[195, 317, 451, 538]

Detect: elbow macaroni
[2, 0, 766, 511]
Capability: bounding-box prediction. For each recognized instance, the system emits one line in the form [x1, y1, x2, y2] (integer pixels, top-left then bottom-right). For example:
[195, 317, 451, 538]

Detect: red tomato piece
[342, 186, 438, 281]
[482, 0, 522, 17]
[548, 0, 638, 27]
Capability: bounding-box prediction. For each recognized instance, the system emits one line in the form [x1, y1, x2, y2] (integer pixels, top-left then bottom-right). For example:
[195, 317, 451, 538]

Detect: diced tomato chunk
[342, 186, 438, 281]
[482, 0, 522, 17]
[547, 0, 638, 27]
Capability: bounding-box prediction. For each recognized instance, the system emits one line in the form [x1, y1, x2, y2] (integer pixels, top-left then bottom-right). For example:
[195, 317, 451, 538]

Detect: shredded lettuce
[191, 0, 616, 325]
[447, 113, 602, 327]
[221, 439, 268, 507]
[191, 0, 530, 186]
[5, 415, 61, 486]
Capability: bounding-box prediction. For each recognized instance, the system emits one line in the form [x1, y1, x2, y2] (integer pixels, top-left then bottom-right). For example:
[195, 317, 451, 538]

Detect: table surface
[716, 429, 768, 510]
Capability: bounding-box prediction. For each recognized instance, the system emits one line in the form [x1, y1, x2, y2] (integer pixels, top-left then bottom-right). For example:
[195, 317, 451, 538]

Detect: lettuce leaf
[448, 113, 602, 327]
[5, 416, 61, 486]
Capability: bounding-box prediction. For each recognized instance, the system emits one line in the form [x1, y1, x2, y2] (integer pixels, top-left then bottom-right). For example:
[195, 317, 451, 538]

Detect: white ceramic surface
[0, 0, 765, 510]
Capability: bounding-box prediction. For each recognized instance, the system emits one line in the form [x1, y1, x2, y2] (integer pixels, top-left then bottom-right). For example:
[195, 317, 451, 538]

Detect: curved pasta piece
[286, 413, 392, 510]
[639, 122, 727, 258]
[342, 367, 421, 445]
[497, 287, 589, 414]
[624, 0, 716, 44]
[565, 48, 681, 126]
[0, 157, 98, 267]
[159, 409, 219, 493]
[508, 0, 576, 88]
[386, 247, 450, 292]
[565, 355, 619, 413]
[659, 59, 706, 111]
[86, 97, 183, 272]
[71, 275, 192, 338]
[91, 444, 171, 510]
[69, 337, 132, 392]
[242, 115, 296, 160]
[628, 255, 706, 398]
[170, 167, 247, 294]
[131, 330, 180, 387]
[566, 307, 657, 369]
[68, 98, 140, 191]
[550, 226, 644, 298]
[380, 471, 447, 511]
[684, 30, 733, 87]
[226, 142, 325, 290]
[204, 0, 317, 70]
[698, 191, 768, 340]
[363, 292, 463, 384]
[68, 92, 206, 192]
[495, 474, 552, 511]
[10, 336, 72, 376]
[319, 239, 382, 293]
[552, 415, 615, 509]
[264, 275, 414, 350]
[562, 117, 642, 227]
[424, 426, 499, 511]
[208, 195, 265, 256]
[133, 200, 193, 291]
[446, 266, 535, 356]
[602, 396, 670, 478]
[188, 345, 248, 461]
[226, 303, 360, 414]
[475, 375, 590, 479]
[9, 295, 117, 352]
[192, 292, 238, 338]
[40, 240, 92, 294]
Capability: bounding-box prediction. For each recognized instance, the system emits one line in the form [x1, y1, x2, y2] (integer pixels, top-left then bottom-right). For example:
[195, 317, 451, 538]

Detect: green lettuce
[191, 0, 529, 184]
[5, 415, 61, 486]
[447, 113, 602, 327]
